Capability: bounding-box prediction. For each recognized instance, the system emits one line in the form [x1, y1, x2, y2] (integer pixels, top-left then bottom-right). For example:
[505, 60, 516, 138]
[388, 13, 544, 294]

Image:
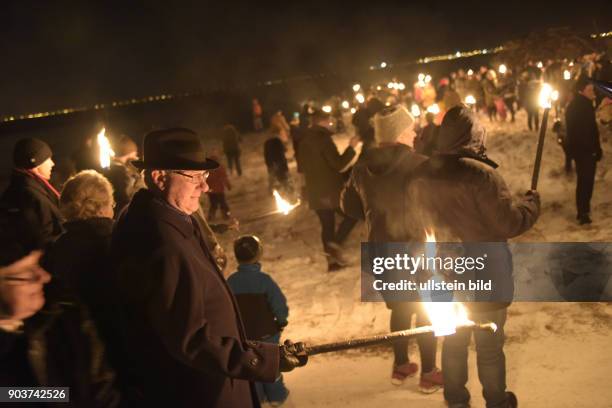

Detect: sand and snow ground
[210, 110, 612, 407]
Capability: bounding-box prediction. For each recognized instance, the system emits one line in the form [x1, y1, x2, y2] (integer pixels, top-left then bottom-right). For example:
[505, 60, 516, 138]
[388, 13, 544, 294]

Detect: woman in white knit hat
[341, 104, 444, 393]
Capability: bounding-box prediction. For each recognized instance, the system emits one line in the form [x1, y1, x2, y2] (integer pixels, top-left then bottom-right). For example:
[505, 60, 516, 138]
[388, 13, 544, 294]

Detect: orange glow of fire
[273, 190, 300, 215]
[97, 128, 115, 169]
[422, 228, 473, 336]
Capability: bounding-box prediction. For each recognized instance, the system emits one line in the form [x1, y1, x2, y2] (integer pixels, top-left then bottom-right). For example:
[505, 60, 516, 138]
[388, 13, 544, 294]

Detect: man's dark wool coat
[110, 189, 279, 407]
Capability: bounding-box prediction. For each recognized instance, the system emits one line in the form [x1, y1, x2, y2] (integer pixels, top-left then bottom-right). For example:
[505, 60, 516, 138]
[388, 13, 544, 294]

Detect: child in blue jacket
[228, 235, 290, 406]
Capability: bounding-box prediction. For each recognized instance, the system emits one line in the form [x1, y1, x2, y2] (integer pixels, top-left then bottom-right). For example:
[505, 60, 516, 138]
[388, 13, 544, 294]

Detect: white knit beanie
[373, 105, 415, 144]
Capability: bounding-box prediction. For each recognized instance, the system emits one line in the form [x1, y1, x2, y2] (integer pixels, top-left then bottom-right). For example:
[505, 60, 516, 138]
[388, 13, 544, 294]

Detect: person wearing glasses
[109, 128, 306, 408]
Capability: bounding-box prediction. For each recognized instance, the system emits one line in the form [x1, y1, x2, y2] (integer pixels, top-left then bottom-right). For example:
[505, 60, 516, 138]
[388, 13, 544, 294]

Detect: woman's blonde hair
[60, 170, 114, 221]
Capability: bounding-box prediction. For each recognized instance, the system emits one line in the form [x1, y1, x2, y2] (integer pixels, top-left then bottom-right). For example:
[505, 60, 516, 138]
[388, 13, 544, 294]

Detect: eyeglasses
[171, 170, 210, 184]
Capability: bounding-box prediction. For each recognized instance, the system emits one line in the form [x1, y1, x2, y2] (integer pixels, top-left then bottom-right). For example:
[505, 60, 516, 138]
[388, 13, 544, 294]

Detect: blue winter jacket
[227, 263, 289, 327]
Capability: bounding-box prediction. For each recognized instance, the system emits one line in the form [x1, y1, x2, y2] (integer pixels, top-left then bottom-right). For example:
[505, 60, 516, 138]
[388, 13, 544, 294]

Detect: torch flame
[426, 104, 440, 115]
[422, 228, 474, 336]
[465, 95, 477, 105]
[273, 190, 300, 215]
[97, 128, 115, 169]
[539, 83, 553, 109]
[423, 302, 471, 337]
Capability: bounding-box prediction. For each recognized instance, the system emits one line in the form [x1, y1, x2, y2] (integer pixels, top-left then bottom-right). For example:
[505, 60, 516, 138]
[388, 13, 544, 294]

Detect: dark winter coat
[406, 154, 540, 310]
[0, 299, 121, 408]
[103, 160, 145, 218]
[46, 217, 118, 360]
[414, 124, 439, 156]
[264, 136, 289, 173]
[408, 155, 539, 242]
[565, 93, 602, 160]
[410, 106, 539, 310]
[341, 144, 428, 242]
[227, 263, 289, 340]
[297, 125, 356, 210]
[222, 127, 242, 155]
[1, 170, 64, 247]
[110, 189, 279, 407]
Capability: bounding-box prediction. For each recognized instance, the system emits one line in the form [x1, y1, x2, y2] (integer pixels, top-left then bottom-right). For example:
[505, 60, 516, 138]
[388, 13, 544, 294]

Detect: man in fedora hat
[110, 128, 307, 407]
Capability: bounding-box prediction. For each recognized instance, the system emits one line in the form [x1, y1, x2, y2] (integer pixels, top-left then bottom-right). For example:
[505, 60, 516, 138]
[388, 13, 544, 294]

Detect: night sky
[2, 0, 611, 116]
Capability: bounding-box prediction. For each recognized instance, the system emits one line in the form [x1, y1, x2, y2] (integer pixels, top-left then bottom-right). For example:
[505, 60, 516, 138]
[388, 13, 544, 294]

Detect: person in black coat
[352, 97, 385, 156]
[110, 128, 306, 407]
[298, 111, 360, 271]
[222, 124, 242, 176]
[1, 138, 64, 247]
[264, 134, 290, 194]
[0, 204, 121, 408]
[565, 77, 603, 225]
[414, 112, 439, 156]
[406, 105, 539, 408]
[46, 170, 118, 363]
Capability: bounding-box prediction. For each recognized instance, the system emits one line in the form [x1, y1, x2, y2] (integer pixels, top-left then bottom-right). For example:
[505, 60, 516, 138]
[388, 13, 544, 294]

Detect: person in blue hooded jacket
[228, 235, 291, 407]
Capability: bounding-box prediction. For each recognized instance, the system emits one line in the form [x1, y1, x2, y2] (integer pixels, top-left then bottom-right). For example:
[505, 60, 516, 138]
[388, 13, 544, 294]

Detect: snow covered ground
[210, 110, 612, 408]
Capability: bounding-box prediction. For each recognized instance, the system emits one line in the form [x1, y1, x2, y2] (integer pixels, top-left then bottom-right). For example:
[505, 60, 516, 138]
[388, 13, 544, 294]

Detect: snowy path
[205, 111, 612, 407]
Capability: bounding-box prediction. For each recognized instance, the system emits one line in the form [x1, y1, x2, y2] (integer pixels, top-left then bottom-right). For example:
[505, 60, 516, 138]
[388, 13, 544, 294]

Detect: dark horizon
[2, 0, 611, 116]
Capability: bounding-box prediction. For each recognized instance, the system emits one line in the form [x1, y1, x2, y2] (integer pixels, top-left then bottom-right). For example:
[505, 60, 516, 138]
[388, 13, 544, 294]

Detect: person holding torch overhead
[406, 105, 540, 408]
[110, 128, 306, 408]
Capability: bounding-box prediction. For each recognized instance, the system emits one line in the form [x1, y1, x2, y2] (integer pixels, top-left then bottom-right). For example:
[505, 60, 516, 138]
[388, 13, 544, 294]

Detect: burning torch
[241, 190, 300, 224]
[97, 128, 115, 169]
[296, 230, 497, 357]
[531, 83, 555, 190]
[296, 320, 496, 357]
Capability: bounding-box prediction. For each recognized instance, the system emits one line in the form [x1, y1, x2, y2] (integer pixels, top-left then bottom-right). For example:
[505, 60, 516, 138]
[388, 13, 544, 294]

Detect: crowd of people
[0, 49, 609, 408]
[0, 128, 307, 407]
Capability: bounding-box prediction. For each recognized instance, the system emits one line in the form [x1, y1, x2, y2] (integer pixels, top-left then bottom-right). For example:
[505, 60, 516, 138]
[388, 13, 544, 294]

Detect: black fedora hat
[132, 127, 219, 170]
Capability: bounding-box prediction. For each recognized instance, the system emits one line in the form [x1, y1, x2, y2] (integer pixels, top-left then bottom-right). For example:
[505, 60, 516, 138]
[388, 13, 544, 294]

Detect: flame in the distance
[273, 190, 300, 215]
[97, 128, 115, 169]
[539, 83, 553, 109]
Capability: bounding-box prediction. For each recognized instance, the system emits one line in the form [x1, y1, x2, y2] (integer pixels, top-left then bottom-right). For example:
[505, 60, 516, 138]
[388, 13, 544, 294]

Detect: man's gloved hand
[279, 339, 308, 372]
[525, 189, 541, 210]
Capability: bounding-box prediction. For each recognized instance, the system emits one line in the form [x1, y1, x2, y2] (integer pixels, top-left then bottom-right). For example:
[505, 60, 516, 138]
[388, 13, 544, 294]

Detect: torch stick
[241, 209, 286, 224]
[299, 322, 496, 356]
[531, 107, 550, 190]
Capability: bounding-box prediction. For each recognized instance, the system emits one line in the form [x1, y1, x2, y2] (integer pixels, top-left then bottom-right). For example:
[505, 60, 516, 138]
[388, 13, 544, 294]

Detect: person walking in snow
[206, 149, 232, 220]
[407, 105, 540, 408]
[565, 76, 603, 225]
[222, 124, 242, 176]
[341, 105, 443, 393]
[298, 110, 360, 271]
